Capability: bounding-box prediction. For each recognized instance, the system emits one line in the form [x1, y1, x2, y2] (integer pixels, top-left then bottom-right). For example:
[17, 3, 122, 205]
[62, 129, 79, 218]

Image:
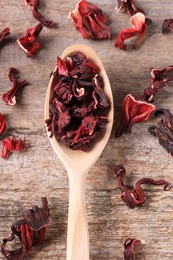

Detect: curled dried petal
[149, 109, 173, 156]
[117, 0, 144, 16]
[115, 12, 146, 50]
[124, 237, 144, 260]
[0, 113, 6, 136]
[0, 27, 10, 43]
[1, 198, 50, 260]
[115, 94, 156, 138]
[69, 0, 111, 40]
[16, 23, 43, 57]
[115, 164, 171, 208]
[162, 19, 173, 34]
[2, 137, 25, 159]
[24, 0, 55, 28]
[2, 67, 28, 105]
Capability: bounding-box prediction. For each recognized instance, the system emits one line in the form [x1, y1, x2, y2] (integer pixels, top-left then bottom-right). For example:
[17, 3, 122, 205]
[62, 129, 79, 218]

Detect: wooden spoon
[45, 44, 114, 260]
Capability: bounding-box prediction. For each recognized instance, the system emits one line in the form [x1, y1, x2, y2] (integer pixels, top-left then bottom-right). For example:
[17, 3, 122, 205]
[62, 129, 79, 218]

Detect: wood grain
[0, 0, 173, 259]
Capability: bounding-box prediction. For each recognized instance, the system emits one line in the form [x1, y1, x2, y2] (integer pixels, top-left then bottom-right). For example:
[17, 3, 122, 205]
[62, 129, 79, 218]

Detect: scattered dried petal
[46, 52, 110, 151]
[149, 109, 173, 156]
[2, 137, 25, 159]
[116, 0, 144, 16]
[162, 19, 173, 34]
[0, 27, 10, 43]
[16, 23, 43, 57]
[1, 198, 50, 259]
[24, 0, 55, 28]
[115, 12, 146, 50]
[143, 65, 173, 102]
[2, 67, 28, 105]
[115, 94, 156, 138]
[0, 113, 6, 136]
[124, 237, 144, 260]
[69, 0, 111, 40]
[115, 164, 171, 208]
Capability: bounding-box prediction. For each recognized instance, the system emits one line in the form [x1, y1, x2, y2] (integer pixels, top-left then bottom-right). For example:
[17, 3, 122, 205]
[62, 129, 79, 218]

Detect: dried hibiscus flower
[24, 0, 55, 28]
[2, 137, 25, 159]
[116, 0, 144, 16]
[45, 52, 110, 151]
[115, 164, 171, 209]
[17, 23, 43, 57]
[149, 109, 173, 156]
[115, 12, 146, 50]
[162, 19, 173, 34]
[69, 0, 111, 40]
[115, 94, 156, 137]
[124, 237, 144, 260]
[0, 27, 10, 43]
[2, 67, 28, 105]
[0, 113, 6, 136]
[1, 197, 50, 259]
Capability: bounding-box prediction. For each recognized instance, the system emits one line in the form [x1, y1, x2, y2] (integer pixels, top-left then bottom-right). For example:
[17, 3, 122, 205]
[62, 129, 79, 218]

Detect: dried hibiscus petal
[0, 27, 10, 43]
[149, 109, 173, 156]
[16, 23, 43, 57]
[115, 165, 171, 209]
[1, 197, 50, 259]
[124, 237, 144, 260]
[115, 12, 146, 50]
[2, 137, 25, 159]
[24, 0, 55, 28]
[46, 52, 110, 151]
[116, 0, 144, 16]
[115, 94, 156, 138]
[0, 113, 6, 136]
[69, 0, 111, 40]
[162, 19, 173, 34]
[2, 67, 28, 105]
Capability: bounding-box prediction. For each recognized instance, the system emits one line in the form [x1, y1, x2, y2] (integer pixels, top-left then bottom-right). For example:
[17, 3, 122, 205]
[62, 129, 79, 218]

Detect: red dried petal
[124, 237, 143, 260]
[2, 67, 28, 105]
[57, 57, 69, 76]
[0, 113, 6, 136]
[1, 198, 50, 260]
[24, 0, 55, 28]
[16, 23, 43, 57]
[2, 137, 25, 159]
[162, 19, 173, 34]
[0, 27, 10, 43]
[69, 0, 111, 40]
[117, 0, 144, 16]
[115, 164, 171, 209]
[115, 94, 156, 137]
[115, 12, 146, 50]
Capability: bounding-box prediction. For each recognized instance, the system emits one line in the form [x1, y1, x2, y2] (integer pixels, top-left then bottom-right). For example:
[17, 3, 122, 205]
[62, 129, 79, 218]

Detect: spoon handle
[67, 172, 89, 260]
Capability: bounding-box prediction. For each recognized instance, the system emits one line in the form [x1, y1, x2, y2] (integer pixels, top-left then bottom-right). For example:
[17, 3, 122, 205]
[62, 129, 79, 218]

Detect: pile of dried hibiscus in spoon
[45, 51, 110, 151]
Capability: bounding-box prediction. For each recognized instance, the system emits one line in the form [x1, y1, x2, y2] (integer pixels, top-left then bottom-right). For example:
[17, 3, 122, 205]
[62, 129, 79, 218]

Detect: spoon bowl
[45, 44, 114, 260]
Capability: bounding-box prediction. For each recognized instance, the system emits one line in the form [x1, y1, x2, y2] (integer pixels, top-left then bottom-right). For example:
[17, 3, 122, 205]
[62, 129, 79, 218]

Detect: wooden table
[0, 1, 173, 259]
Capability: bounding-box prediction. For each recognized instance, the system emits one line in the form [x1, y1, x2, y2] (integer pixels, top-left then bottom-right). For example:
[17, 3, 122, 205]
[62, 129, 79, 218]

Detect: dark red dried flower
[115, 94, 156, 137]
[2, 67, 28, 105]
[124, 237, 144, 260]
[115, 165, 171, 209]
[115, 12, 146, 50]
[16, 23, 43, 57]
[69, 0, 111, 40]
[149, 109, 173, 156]
[1, 197, 50, 260]
[143, 65, 173, 102]
[162, 19, 173, 34]
[116, 0, 144, 16]
[46, 52, 110, 151]
[0, 27, 10, 43]
[2, 137, 25, 159]
[24, 0, 55, 28]
[0, 113, 6, 136]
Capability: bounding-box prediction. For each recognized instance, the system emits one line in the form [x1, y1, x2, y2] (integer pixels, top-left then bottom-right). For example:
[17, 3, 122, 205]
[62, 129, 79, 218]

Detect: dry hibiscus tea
[45, 52, 110, 151]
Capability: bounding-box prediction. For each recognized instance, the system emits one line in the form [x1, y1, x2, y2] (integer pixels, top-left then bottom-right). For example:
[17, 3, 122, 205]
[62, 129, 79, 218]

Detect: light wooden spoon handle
[67, 172, 89, 260]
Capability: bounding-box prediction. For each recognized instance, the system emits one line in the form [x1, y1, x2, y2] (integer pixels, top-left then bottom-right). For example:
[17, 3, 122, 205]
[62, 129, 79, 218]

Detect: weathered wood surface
[0, 0, 173, 259]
